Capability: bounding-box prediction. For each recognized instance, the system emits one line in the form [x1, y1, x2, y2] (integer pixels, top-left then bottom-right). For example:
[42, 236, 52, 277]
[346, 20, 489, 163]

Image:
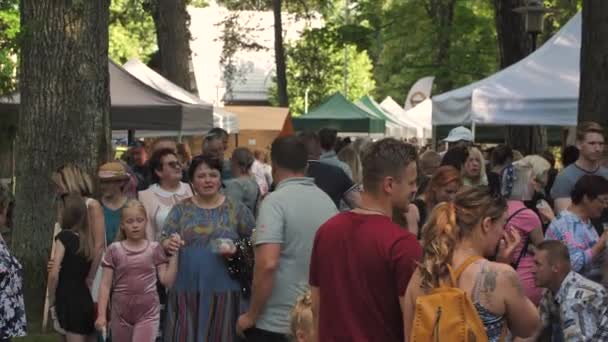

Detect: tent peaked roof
[123, 59, 238, 133]
[356, 95, 412, 138]
[0, 60, 214, 133]
[433, 12, 580, 126]
[293, 93, 385, 133]
[356, 96, 394, 122]
[304, 93, 378, 119]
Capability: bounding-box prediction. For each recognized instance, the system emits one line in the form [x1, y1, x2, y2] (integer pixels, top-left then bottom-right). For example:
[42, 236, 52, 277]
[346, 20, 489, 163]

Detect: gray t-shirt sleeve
[254, 196, 284, 245]
[550, 169, 574, 199]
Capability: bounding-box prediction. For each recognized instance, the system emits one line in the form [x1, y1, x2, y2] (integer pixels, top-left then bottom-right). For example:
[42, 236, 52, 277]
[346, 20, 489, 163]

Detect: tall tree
[145, 0, 197, 93]
[425, 0, 457, 92]
[273, 0, 289, 106]
[14, 0, 111, 321]
[578, 0, 608, 126]
[493, 0, 546, 154]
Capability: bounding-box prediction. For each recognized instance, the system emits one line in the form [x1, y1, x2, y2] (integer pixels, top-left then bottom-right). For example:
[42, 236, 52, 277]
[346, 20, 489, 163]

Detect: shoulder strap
[506, 207, 535, 269]
[506, 207, 528, 224]
[447, 255, 483, 286]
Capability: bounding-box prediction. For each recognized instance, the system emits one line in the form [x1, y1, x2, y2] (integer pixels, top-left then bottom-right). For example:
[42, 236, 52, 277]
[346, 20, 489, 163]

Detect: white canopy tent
[432, 12, 581, 126]
[123, 59, 239, 134]
[380, 97, 426, 139]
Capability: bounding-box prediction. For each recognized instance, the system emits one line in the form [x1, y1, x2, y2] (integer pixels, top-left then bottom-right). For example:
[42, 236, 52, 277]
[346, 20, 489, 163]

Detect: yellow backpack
[409, 256, 489, 342]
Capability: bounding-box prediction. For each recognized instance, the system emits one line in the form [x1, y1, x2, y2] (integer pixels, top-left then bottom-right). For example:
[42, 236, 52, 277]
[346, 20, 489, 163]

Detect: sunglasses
[164, 161, 182, 169]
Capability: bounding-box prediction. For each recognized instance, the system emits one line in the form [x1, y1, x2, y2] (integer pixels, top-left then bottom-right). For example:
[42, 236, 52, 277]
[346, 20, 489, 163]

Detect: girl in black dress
[48, 193, 96, 342]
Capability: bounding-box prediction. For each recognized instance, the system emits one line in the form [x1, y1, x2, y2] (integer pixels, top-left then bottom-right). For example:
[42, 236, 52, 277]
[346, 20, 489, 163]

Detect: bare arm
[402, 270, 422, 342]
[311, 286, 320, 342]
[86, 200, 105, 284]
[95, 267, 114, 327]
[157, 254, 179, 289]
[500, 265, 540, 338]
[247, 243, 281, 319]
[47, 241, 65, 307]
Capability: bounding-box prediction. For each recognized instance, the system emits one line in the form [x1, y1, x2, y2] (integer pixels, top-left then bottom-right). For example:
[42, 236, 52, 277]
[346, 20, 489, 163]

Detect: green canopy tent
[293, 93, 385, 134]
[355, 96, 414, 138]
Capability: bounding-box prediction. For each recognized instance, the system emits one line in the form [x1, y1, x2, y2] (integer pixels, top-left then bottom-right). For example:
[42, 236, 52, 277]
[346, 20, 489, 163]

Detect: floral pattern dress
[160, 197, 255, 342]
[0, 239, 26, 339]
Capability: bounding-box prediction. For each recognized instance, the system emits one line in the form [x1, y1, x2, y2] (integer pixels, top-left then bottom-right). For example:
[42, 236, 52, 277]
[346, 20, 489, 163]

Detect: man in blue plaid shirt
[532, 240, 608, 341]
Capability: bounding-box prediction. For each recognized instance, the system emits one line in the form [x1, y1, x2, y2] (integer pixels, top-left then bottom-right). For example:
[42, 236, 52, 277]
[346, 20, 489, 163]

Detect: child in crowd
[94, 200, 181, 342]
[290, 290, 314, 342]
[48, 194, 96, 342]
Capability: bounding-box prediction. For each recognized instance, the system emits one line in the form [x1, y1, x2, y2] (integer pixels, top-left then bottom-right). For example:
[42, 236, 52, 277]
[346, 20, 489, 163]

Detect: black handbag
[225, 237, 254, 298]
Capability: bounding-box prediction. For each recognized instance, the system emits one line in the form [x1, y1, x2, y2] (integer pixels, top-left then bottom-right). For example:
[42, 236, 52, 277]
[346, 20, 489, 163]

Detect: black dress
[54, 230, 95, 335]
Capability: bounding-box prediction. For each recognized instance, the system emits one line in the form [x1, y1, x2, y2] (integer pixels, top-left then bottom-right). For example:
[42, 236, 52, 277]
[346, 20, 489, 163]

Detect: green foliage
[0, 0, 18, 95]
[373, 0, 499, 103]
[270, 25, 375, 115]
[108, 0, 157, 64]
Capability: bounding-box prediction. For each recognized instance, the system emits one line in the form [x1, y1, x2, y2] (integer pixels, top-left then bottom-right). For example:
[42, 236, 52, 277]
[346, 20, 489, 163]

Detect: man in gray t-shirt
[551, 122, 607, 214]
[236, 136, 337, 341]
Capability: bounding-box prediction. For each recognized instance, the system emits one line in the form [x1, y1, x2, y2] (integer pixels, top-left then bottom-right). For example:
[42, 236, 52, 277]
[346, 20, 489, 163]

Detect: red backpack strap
[447, 256, 484, 286]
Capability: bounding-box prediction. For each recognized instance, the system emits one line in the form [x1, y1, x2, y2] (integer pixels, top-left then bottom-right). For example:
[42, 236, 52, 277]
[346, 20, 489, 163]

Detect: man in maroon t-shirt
[309, 138, 422, 342]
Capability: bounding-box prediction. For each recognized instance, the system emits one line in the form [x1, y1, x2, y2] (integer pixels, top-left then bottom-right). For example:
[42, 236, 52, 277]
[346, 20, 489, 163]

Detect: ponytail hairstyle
[116, 199, 148, 241]
[60, 193, 94, 260]
[419, 187, 507, 289]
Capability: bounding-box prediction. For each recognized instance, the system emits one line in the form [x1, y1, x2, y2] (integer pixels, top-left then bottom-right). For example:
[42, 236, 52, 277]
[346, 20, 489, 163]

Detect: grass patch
[14, 334, 61, 342]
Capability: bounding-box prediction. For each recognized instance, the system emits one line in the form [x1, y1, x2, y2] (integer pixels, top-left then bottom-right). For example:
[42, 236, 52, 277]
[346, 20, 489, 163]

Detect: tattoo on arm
[481, 267, 498, 292]
[505, 270, 525, 296]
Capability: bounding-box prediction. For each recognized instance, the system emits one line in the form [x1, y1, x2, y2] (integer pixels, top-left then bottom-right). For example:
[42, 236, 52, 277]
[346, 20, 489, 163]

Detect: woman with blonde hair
[462, 147, 488, 188]
[501, 155, 554, 305]
[402, 187, 540, 341]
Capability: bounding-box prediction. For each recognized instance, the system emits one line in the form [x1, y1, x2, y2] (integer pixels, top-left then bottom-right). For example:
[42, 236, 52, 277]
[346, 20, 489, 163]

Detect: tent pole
[471, 122, 476, 142]
[127, 130, 135, 145]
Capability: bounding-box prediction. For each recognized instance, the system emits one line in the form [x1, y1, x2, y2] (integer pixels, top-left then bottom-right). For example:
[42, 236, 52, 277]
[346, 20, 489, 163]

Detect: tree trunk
[493, 0, 546, 154]
[273, 0, 289, 107]
[578, 0, 608, 126]
[149, 0, 197, 94]
[425, 0, 456, 92]
[15, 0, 110, 325]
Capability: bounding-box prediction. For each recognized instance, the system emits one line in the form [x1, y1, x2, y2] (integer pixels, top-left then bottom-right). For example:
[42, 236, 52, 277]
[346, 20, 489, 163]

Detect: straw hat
[98, 162, 129, 181]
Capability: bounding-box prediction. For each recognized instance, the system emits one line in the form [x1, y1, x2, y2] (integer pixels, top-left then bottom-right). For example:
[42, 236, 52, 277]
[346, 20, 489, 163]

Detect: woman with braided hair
[402, 187, 540, 341]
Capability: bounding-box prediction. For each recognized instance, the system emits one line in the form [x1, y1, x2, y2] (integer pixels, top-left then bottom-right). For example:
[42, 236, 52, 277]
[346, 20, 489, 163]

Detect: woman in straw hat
[98, 162, 130, 245]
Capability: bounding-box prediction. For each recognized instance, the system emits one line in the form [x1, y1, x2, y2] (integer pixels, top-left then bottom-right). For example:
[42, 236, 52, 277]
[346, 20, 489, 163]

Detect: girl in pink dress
[94, 200, 182, 341]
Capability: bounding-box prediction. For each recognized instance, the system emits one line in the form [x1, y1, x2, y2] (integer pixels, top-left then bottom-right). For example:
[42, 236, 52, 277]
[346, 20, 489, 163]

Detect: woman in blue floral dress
[161, 155, 255, 342]
[0, 185, 26, 341]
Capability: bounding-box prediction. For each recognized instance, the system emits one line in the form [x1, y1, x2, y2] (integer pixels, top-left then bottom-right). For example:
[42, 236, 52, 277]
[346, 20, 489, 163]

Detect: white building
[188, 3, 322, 106]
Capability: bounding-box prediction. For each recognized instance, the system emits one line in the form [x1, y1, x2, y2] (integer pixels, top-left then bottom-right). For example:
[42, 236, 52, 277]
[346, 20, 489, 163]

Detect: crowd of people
[0, 122, 608, 341]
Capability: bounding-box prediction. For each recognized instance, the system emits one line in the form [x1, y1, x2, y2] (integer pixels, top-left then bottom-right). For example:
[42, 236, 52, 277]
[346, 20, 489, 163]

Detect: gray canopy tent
[0, 60, 214, 134]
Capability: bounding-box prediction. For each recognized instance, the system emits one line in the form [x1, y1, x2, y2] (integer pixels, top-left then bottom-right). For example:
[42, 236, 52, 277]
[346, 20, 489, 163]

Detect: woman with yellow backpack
[402, 187, 540, 342]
